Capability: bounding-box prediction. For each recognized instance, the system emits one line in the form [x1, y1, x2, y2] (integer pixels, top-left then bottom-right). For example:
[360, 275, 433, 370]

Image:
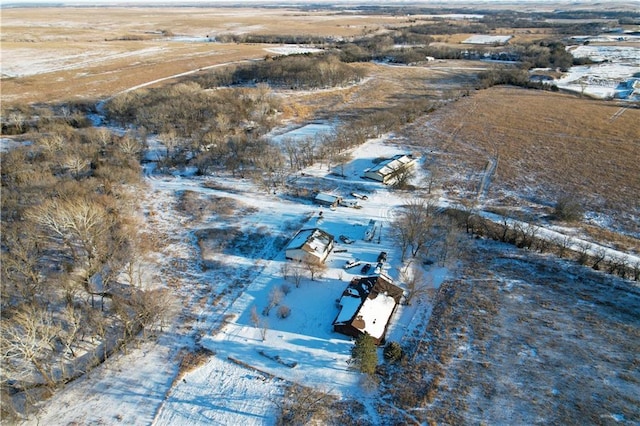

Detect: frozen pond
[269, 121, 337, 145]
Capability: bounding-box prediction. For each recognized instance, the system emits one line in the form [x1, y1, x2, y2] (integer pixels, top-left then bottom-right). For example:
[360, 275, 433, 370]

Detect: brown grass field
[1, 7, 412, 104]
[398, 239, 640, 424]
[402, 87, 640, 238]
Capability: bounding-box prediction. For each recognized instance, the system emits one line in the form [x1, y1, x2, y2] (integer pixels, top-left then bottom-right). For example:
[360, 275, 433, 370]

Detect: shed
[315, 192, 342, 208]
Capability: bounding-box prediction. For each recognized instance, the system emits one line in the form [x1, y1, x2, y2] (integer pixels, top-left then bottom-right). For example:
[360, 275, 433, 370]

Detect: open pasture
[1, 6, 415, 103]
[406, 87, 640, 238]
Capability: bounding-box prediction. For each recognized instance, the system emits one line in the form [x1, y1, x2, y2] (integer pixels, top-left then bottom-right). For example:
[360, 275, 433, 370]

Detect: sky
[1, 0, 608, 6]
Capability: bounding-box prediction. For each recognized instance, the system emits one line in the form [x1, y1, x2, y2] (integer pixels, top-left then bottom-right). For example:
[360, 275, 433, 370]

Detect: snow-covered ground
[22, 131, 449, 425]
[264, 45, 323, 56]
[0, 137, 31, 152]
[556, 43, 640, 100]
[23, 116, 638, 424]
[462, 35, 513, 45]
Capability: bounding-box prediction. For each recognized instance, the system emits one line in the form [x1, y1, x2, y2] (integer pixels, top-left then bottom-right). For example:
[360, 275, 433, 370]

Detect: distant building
[363, 154, 416, 184]
[314, 192, 342, 208]
[285, 228, 335, 264]
[333, 274, 404, 345]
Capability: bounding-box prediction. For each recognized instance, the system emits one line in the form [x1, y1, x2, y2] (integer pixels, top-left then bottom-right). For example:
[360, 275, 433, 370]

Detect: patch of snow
[268, 121, 336, 146]
[0, 137, 31, 152]
[264, 45, 323, 56]
[462, 35, 512, 45]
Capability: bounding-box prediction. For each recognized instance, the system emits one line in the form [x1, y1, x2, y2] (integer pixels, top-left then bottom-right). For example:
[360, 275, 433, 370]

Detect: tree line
[0, 116, 168, 419]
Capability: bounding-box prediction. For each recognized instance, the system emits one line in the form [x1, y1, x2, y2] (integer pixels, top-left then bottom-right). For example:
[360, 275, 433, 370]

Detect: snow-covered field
[556, 43, 640, 100]
[462, 35, 513, 45]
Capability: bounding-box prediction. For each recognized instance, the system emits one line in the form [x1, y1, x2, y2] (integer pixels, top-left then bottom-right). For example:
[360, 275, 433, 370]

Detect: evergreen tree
[350, 332, 378, 375]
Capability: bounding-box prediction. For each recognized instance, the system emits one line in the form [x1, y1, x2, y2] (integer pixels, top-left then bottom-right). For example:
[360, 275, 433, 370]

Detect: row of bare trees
[444, 208, 640, 281]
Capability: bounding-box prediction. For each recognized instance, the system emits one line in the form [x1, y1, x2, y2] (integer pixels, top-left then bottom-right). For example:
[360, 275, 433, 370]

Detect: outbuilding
[363, 154, 416, 184]
[285, 228, 335, 264]
[314, 192, 342, 208]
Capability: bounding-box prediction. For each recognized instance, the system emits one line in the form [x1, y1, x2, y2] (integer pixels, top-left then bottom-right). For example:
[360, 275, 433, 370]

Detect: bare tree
[438, 219, 461, 267]
[330, 153, 352, 178]
[1, 226, 45, 305]
[37, 133, 65, 155]
[60, 153, 91, 179]
[260, 318, 269, 341]
[280, 263, 290, 280]
[276, 383, 335, 426]
[304, 260, 327, 281]
[1, 304, 60, 387]
[250, 305, 261, 328]
[389, 165, 415, 189]
[138, 288, 171, 336]
[289, 264, 304, 288]
[7, 112, 26, 133]
[27, 195, 130, 306]
[423, 160, 441, 195]
[400, 264, 434, 306]
[459, 198, 478, 234]
[117, 133, 143, 157]
[390, 198, 438, 261]
[590, 247, 607, 271]
[263, 287, 284, 316]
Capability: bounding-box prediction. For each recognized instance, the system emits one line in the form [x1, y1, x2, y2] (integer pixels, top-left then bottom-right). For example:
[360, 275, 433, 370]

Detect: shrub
[280, 283, 292, 295]
[350, 333, 378, 375]
[277, 305, 291, 319]
[383, 341, 403, 363]
[554, 196, 584, 222]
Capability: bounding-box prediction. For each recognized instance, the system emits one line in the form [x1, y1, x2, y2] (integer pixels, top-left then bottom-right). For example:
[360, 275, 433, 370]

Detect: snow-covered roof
[286, 228, 334, 253]
[333, 276, 403, 342]
[335, 294, 362, 324]
[356, 292, 397, 340]
[315, 192, 341, 204]
[366, 154, 415, 177]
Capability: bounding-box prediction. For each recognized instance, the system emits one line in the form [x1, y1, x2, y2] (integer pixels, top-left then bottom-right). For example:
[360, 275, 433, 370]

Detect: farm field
[403, 87, 640, 239]
[2, 3, 640, 425]
[0, 6, 414, 103]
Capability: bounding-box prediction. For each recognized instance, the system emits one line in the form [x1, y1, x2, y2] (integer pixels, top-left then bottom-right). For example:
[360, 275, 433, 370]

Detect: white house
[285, 228, 335, 264]
[363, 154, 416, 184]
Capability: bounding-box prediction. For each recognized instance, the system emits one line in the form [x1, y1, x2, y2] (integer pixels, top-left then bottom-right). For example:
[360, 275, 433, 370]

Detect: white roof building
[363, 154, 416, 184]
[285, 228, 334, 264]
[314, 192, 342, 207]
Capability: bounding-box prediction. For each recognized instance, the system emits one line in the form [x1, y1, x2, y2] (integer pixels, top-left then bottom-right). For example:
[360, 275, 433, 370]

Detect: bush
[280, 283, 291, 296]
[384, 341, 403, 363]
[350, 333, 378, 375]
[277, 305, 291, 319]
[554, 197, 584, 222]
